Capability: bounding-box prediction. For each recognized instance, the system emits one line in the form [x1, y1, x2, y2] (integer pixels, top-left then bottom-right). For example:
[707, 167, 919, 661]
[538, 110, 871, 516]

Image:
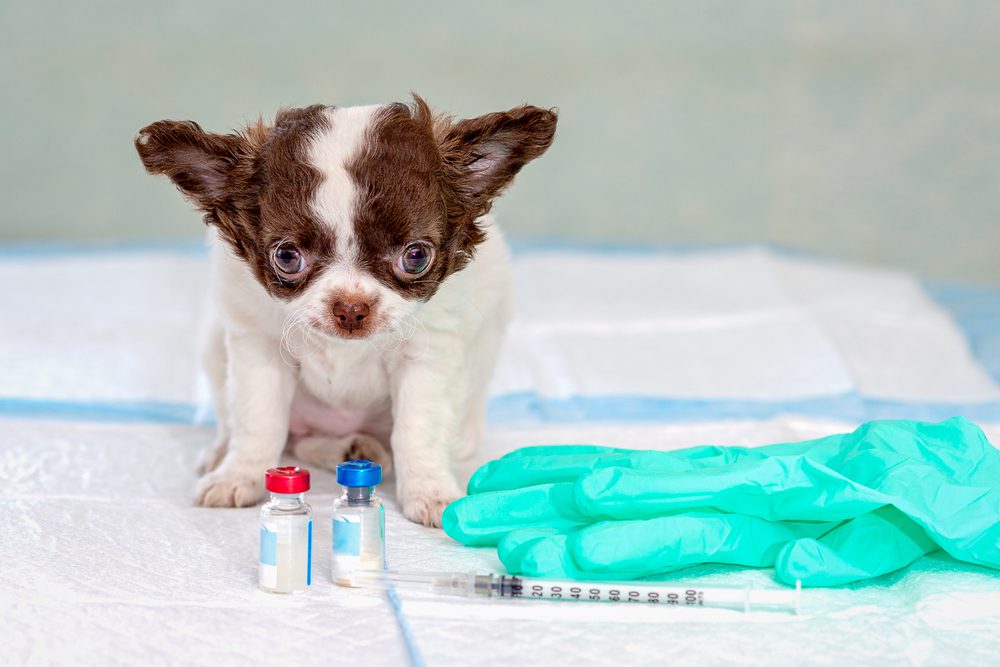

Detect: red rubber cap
[264, 466, 310, 494]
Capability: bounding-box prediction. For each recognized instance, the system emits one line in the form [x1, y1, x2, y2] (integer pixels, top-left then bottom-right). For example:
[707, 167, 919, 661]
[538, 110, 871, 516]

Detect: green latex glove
[443, 418, 1000, 586]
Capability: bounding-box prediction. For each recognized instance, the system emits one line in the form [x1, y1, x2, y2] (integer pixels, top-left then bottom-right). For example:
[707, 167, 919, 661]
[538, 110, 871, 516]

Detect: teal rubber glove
[443, 418, 1000, 586]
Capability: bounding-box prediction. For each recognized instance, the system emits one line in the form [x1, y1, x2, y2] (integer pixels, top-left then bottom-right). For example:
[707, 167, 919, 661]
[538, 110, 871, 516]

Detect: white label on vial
[259, 518, 312, 593]
[333, 516, 361, 556]
[332, 508, 385, 585]
[332, 515, 361, 582]
[259, 526, 278, 589]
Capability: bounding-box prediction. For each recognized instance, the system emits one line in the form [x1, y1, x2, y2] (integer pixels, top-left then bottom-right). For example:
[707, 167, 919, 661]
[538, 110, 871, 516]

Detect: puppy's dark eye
[271, 243, 307, 277]
[395, 241, 434, 277]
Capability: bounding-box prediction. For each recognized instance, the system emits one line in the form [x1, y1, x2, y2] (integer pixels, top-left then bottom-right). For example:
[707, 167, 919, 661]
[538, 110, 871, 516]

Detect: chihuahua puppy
[136, 96, 556, 526]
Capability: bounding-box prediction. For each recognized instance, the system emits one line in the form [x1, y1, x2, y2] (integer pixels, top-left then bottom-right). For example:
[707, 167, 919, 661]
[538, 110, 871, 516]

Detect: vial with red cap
[259, 466, 313, 594]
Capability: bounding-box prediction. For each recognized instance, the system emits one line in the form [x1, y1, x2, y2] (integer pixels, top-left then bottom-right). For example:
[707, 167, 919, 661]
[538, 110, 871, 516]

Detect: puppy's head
[136, 96, 556, 340]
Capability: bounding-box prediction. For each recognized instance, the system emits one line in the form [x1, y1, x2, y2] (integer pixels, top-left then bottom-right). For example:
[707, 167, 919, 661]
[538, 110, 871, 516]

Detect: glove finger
[775, 506, 938, 587]
[442, 483, 590, 547]
[468, 450, 646, 494]
[469, 444, 778, 494]
[498, 526, 689, 580]
[575, 457, 884, 522]
[568, 513, 837, 579]
[498, 527, 583, 579]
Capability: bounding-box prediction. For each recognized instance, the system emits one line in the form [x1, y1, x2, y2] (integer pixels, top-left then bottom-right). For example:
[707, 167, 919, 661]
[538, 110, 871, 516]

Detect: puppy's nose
[332, 299, 371, 332]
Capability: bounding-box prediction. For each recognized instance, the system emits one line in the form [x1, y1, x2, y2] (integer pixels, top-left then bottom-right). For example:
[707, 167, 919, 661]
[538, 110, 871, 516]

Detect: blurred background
[1, 0, 997, 283]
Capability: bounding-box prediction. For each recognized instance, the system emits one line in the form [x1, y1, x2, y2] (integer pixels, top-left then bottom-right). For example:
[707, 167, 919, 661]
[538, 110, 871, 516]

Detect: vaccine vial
[259, 466, 313, 594]
[332, 460, 385, 586]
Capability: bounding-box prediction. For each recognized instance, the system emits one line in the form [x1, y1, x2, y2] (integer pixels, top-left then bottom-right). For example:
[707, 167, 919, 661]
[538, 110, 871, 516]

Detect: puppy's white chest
[297, 344, 391, 408]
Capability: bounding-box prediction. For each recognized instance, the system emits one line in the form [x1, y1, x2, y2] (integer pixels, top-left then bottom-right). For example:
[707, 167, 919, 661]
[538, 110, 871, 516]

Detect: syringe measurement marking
[505, 577, 704, 606]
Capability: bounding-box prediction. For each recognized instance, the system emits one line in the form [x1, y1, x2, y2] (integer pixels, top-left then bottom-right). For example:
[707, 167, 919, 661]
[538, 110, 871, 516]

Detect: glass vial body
[259, 467, 313, 594]
[332, 461, 386, 586]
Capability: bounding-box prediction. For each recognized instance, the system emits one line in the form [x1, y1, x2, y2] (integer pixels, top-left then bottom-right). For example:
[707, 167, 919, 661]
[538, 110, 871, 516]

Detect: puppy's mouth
[308, 319, 384, 342]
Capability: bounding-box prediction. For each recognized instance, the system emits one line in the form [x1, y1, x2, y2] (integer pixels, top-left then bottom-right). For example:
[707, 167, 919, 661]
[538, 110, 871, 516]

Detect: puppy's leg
[292, 433, 393, 474]
[455, 392, 486, 462]
[195, 330, 296, 507]
[390, 363, 466, 527]
[197, 319, 229, 475]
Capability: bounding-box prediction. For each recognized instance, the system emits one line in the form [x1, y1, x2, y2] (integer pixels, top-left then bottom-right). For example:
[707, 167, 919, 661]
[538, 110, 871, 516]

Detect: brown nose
[332, 299, 371, 332]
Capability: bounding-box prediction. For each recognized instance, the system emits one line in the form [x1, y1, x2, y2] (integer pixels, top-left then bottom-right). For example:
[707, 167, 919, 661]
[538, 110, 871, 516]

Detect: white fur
[195, 105, 513, 526]
[308, 105, 378, 264]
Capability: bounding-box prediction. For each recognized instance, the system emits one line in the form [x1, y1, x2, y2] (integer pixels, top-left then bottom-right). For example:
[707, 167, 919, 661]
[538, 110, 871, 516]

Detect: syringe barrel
[497, 577, 798, 613]
[351, 570, 800, 613]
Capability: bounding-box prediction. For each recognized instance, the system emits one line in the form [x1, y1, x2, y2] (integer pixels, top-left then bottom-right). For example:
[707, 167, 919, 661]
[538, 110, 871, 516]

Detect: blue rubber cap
[336, 459, 382, 487]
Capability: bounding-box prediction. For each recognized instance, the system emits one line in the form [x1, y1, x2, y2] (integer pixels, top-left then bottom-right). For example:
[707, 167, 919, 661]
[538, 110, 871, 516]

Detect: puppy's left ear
[134, 119, 260, 214]
[438, 103, 557, 218]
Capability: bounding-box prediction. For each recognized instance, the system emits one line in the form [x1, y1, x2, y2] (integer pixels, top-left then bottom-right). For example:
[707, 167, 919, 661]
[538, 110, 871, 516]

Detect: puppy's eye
[395, 241, 434, 277]
[271, 243, 307, 277]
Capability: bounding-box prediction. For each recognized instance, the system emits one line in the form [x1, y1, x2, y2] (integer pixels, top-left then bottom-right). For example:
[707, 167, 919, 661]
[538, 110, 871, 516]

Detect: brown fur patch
[135, 106, 333, 299]
[348, 95, 558, 300]
[136, 96, 558, 304]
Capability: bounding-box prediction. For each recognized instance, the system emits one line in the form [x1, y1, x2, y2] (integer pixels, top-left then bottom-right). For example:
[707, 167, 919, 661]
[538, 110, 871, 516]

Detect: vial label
[332, 515, 362, 585]
[333, 516, 361, 556]
[332, 506, 386, 585]
[259, 517, 312, 593]
[259, 527, 279, 588]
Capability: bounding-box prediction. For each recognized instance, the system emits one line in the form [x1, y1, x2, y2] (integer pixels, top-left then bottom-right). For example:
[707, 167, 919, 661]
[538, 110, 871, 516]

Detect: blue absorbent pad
[2, 243, 999, 667]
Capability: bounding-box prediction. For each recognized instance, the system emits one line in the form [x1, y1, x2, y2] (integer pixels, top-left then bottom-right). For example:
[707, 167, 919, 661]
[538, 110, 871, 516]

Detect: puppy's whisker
[295, 315, 324, 357]
[279, 306, 316, 365]
[279, 310, 303, 367]
[385, 311, 429, 362]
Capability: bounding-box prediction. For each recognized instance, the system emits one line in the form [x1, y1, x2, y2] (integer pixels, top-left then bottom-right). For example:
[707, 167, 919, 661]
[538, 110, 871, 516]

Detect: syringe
[351, 569, 801, 614]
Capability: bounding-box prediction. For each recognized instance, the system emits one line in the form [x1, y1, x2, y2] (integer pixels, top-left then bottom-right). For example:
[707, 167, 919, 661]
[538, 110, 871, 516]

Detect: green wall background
[1, 1, 998, 282]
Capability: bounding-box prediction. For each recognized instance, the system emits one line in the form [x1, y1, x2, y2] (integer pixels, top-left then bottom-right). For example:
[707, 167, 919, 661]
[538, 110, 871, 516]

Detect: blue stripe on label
[259, 527, 277, 566]
[333, 516, 361, 556]
[307, 520, 313, 586]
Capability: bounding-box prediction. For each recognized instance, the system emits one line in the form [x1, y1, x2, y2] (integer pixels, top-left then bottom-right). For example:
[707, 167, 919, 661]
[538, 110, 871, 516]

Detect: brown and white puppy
[135, 96, 556, 526]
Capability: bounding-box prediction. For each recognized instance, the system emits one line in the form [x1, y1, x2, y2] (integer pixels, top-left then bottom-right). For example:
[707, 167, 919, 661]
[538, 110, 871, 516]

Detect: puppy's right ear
[135, 120, 257, 212]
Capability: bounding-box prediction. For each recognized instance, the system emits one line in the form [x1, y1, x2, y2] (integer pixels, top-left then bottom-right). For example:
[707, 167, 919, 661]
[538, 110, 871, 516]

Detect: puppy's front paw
[195, 467, 264, 507]
[399, 486, 463, 528]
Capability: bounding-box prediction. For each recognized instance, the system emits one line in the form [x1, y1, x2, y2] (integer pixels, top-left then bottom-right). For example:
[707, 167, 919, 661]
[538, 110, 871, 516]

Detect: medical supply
[444, 418, 1000, 587]
[259, 466, 313, 594]
[332, 460, 385, 586]
[351, 569, 801, 613]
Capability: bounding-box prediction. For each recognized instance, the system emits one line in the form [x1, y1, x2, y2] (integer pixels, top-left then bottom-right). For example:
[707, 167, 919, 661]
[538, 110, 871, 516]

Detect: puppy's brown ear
[436, 103, 557, 218]
[135, 120, 259, 212]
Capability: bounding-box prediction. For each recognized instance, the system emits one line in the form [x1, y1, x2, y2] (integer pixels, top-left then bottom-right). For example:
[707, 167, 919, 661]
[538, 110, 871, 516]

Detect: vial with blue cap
[332, 460, 385, 585]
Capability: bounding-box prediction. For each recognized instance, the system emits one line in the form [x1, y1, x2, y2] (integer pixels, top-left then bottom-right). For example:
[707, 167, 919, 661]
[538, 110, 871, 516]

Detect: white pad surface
[2, 244, 999, 666]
